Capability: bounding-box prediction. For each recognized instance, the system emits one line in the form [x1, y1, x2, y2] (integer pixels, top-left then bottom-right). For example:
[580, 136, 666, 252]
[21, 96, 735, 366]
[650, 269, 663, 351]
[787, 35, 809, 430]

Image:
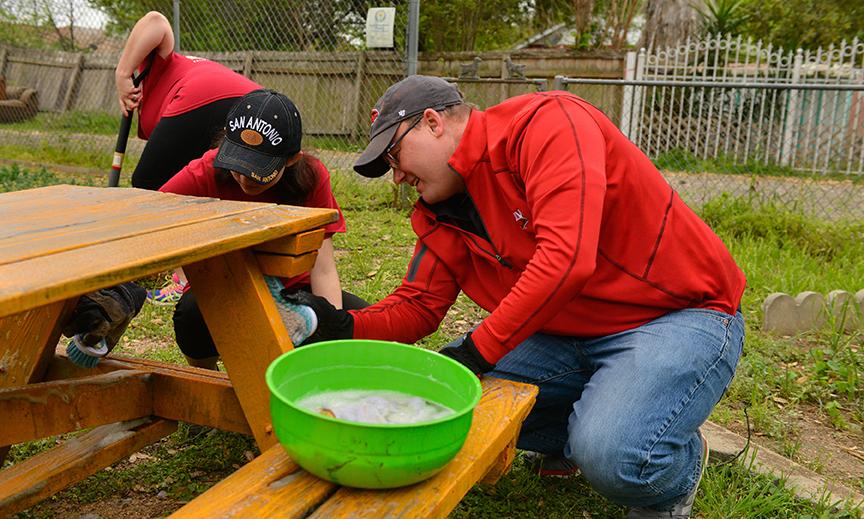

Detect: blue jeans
[481, 308, 744, 510]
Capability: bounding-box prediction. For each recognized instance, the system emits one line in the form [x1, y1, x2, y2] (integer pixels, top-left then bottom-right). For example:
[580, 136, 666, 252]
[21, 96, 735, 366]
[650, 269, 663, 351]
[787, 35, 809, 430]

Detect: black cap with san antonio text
[214, 89, 302, 184]
[353, 75, 463, 178]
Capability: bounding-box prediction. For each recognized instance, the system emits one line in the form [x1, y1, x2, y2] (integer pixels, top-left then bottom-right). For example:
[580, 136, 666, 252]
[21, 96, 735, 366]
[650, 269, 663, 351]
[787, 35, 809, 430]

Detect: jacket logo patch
[513, 209, 529, 229]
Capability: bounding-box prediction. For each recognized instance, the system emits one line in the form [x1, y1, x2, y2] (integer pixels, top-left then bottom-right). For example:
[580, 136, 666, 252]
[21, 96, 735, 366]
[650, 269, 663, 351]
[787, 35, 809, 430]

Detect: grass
[4, 165, 863, 518]
[655, 148, 864, 184]
[0, 111, 124, 135]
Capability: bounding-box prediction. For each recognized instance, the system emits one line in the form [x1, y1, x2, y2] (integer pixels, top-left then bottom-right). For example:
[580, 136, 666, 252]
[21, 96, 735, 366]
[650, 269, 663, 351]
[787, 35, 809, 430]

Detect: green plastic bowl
[265, 339, 482, 489]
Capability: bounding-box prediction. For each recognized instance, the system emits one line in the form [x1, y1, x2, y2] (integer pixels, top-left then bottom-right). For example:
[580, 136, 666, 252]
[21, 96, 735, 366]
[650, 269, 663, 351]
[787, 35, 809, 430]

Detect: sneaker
[523, 451, 581, 478]
[627, 430, 709, 519]
[264, 276, 318, 346]
[147, 273, 189, 306]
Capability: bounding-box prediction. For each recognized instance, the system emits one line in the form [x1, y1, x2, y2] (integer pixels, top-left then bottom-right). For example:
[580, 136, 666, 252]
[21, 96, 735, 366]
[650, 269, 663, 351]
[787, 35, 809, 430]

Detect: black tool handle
[108, 58, 151, 188]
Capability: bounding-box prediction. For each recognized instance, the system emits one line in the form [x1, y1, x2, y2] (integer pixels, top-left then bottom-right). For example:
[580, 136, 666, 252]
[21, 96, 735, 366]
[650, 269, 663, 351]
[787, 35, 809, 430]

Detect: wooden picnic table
[0, 184, 538, 518]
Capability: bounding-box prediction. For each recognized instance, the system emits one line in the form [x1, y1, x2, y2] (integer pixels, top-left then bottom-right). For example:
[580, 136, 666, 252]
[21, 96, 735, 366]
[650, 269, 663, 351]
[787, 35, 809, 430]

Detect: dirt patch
[40, 494, 183, 519]
[724, 404, 864, 491]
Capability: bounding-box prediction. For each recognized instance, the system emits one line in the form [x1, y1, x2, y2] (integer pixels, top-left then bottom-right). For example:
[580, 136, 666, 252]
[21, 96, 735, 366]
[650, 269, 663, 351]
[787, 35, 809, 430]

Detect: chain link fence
[0, 0, 409, 175]
[1, 8, 862, 221]
[555, 35, 864, 222]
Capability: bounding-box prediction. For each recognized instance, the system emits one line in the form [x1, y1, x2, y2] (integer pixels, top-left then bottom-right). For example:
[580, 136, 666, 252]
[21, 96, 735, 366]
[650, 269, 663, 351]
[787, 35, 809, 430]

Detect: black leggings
[173, 287, 370, 360]
[132, 97, 239, 190]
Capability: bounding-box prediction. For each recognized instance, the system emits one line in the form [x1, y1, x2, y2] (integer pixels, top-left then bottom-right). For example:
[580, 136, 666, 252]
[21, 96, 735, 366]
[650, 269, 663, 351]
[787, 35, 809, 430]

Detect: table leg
[183, 249, 295, 450]
[0, 299, 77, 465]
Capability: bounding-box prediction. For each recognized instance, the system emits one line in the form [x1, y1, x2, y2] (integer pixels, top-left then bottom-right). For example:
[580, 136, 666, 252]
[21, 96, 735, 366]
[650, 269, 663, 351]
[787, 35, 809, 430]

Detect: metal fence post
[621, 51, 637, 139]
[406, 0, 419, 76]
[781, 49, 804, 166]
[552, 75, 565, 91]
[172, 0, 180, 52]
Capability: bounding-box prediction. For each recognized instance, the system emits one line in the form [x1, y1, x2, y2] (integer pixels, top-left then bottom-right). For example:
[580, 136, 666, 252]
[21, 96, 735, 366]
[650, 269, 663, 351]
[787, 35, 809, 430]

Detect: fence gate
[553, 35, 864, 221]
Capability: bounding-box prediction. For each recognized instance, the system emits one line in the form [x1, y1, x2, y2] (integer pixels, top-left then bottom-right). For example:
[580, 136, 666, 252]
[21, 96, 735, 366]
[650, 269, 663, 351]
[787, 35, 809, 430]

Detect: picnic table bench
[0, 184, 538, 518]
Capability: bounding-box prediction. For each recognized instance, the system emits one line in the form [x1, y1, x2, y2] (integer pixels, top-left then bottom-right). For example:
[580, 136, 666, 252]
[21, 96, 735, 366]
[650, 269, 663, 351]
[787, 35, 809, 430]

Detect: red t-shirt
[138, 53, 261, 139]
[159, 148, 346, 289]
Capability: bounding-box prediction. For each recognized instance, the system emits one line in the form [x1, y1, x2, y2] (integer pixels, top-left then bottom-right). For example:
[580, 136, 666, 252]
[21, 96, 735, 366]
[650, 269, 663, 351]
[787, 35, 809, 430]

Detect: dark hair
[211, 130, 318, 205]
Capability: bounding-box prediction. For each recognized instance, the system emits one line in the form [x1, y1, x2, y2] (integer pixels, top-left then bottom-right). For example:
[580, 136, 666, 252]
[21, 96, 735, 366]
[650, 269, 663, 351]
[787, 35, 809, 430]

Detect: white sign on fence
[365, 8, 395, 48]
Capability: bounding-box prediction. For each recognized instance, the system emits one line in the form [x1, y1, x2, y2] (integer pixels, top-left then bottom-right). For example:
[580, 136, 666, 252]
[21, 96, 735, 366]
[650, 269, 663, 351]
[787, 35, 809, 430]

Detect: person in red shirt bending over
[285, 76, 746, 519]
[116, 11, 260, 191]
[161, 89, 366, 370]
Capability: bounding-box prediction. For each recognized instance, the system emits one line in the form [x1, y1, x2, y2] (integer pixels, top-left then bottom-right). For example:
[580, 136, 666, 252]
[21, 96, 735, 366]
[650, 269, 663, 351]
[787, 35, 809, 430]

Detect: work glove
[280, 289, 354, 344]
[62, 282, 147, 350]
[438, 332, 495, 375]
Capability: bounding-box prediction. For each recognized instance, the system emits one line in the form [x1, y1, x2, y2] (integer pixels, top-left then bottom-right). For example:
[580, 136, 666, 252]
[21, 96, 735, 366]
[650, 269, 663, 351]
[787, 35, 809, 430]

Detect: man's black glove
[438, 333, 495, 375]
[280, 290, 353, 344]
[62, 282, 147, 350]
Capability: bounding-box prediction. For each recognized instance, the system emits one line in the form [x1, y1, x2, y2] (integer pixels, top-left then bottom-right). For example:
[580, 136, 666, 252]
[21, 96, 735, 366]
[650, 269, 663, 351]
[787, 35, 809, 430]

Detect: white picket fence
[620, 34, 864, 175]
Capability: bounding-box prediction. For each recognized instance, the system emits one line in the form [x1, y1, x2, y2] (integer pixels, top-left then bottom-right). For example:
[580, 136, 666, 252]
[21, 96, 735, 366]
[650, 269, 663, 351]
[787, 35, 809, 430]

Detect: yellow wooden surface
[0, 370, 152, 445]
[168, 443, 336, 519]
[0, 301, 74, 386]
[45, 354, 252, 435]
[184, 250, 294, 449]
[253, 229, 325, 255]
[177, 377, 538, 519]
[0, 417, 176, 517]
[256, 251, 319, 278]
[309, 378, 538, 519]
[0, 185, 336, 317]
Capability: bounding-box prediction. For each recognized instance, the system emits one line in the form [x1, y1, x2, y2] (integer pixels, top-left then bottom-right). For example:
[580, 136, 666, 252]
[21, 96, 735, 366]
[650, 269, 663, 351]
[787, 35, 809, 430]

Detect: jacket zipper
[423, 210, 513, 269]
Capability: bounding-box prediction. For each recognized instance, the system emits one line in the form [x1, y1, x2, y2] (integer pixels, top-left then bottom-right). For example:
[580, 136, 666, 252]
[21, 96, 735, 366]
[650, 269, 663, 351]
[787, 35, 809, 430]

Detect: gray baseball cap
[354, 75, 463, 178]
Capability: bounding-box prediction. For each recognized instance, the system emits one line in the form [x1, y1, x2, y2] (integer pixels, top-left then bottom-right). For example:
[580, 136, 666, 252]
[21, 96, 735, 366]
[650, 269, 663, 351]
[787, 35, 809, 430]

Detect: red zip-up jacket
[350, 91, 746, 364]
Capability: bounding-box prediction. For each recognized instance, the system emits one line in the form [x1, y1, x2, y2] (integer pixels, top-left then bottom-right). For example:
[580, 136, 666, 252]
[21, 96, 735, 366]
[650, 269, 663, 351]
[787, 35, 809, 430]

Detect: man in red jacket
[286, 76, 746, 518]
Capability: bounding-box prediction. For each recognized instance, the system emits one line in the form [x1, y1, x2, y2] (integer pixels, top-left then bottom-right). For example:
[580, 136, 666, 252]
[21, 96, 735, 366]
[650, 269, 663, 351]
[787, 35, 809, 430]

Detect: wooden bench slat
[173, 378, 537, 519]
[168, 442, 336, 519]
[0, 417, 177, 518]
[308, 378, 538, 519]
[0, 370, 152, 445]
[45, 354, 253, 435]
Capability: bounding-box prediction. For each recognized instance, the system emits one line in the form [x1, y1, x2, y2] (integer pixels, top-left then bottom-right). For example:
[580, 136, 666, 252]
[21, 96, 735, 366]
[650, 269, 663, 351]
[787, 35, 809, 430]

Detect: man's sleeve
[470, 99, 608, 363]
[350, 240, 460, 344]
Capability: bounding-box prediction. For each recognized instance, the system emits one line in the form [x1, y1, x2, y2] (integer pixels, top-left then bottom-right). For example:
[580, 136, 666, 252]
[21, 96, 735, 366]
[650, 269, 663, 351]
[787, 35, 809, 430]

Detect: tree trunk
[638, 0, 701, 50]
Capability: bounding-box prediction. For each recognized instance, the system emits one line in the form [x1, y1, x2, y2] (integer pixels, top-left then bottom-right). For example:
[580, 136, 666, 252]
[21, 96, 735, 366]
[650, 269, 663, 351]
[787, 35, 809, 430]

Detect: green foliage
[90, 0, 396, 52]
[740, 0, 864, 51]
[418, 0, 533, 51]
[695, 0, 750, 36]
[699, 194, 864, 262]
[0, 164, 99, 192]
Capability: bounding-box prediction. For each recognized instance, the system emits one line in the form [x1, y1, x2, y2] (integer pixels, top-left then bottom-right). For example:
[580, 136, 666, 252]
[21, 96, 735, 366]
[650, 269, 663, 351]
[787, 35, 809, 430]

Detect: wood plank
[256, 251, 318, 278]
[168, 444, 336, 519]
[0, 191, 271, 265]
[253, 229, 324, 255]
[308, 378, 538, 519]
[44, 355, 252, 435]
[480, 437, 517, 485]
[0, 417, 176, 517]
[184, 250, 295, 449]
[0, 300, 74, 386]
[0, 207, 336, 317]
[0, 370, 152, 445]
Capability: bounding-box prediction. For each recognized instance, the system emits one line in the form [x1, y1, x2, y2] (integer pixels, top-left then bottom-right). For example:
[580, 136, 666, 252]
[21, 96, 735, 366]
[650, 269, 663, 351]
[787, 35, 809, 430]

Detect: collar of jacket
[447, 109, 488, 181]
